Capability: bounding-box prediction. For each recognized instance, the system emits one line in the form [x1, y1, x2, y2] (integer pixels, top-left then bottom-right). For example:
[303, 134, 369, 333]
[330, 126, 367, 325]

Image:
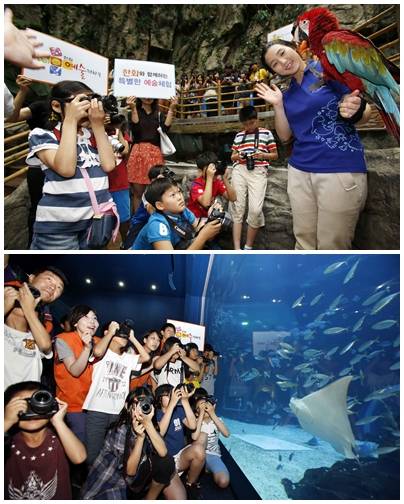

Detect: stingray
[289, 376, 357, 459]
[233, 434, 312, 452]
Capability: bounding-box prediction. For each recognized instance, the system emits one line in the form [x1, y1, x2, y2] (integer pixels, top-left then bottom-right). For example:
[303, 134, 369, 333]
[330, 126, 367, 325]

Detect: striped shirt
[232, 127, 277, 168]
[26, 124, 112, 234]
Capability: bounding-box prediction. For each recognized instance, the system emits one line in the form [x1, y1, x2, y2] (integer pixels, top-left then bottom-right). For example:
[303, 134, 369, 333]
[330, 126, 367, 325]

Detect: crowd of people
[4, 264, 226, 499]
[5, 8, 372, 251]
[175, 63, 270, 117]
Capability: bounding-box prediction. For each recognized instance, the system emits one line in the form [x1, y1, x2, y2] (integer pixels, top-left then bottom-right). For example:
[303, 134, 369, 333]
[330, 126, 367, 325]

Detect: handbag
[158, 112, 176, 156]
[80, 167, 120, 249]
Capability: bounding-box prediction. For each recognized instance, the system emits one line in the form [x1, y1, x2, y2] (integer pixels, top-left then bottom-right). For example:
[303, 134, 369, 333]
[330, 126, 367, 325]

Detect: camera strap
[241, 129, 260, 150]
[162, 213, 195, 243]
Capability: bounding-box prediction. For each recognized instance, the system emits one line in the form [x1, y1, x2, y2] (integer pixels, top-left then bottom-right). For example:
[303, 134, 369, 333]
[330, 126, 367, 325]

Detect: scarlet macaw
[293, 7, 400, 142]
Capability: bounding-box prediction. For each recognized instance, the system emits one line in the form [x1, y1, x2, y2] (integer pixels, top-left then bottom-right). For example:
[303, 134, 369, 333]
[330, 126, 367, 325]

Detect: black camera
[215, 159, 228, 176]
[207, 208, 232, 231]
[175, 383, 195, 394]
[138, 397, 154, 415]
[162, 166, 177, 182]
[18, 390, 59, 420]
[114, 319, 135, 339]
[11, 285, 42, 310]
[205, 395, 217, 406]
[240, 150, 256, 171]
[79, 93, 119, 116]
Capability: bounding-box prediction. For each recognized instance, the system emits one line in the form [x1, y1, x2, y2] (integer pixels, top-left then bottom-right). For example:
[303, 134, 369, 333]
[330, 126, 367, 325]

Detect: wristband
[337, 97, 367, 124]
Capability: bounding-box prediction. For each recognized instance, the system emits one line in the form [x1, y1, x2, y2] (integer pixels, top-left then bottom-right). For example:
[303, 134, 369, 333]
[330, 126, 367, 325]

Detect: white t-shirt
[4, 325, 53, 390]
[154, 359, 183, 388]
[201, 362, 216, 395]
[82, 349, 141, 414]
[201, 418, 222, 456]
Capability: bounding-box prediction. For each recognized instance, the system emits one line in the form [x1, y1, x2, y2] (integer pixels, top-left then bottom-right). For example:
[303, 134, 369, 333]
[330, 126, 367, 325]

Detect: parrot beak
[297, 23, 309, 42]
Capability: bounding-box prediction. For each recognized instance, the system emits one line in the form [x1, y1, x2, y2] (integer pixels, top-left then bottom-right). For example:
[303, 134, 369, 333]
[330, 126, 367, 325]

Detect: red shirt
[108, 133, 131, 192]
[187, 176, 227, 218]
[6, 429, 72, 500]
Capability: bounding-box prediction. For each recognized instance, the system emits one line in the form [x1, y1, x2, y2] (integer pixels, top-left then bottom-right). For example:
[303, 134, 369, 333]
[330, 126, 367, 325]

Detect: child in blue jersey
[256, 40, 371, 250]
[26, 80, 116, 250]
[132, 177, 221, 250]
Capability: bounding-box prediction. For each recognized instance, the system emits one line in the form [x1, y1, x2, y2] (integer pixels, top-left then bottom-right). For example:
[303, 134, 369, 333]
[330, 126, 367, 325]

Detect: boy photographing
[132, 178, 221, 250]
[230, 105, 278, 250]
[187, 151, 237, 219]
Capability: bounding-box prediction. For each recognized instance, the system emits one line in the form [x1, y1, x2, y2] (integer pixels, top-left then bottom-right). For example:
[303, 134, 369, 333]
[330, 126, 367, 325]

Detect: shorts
[111, 189, 130, 223]
[173, 446, 188, 475]
[206, 453, 229, 476]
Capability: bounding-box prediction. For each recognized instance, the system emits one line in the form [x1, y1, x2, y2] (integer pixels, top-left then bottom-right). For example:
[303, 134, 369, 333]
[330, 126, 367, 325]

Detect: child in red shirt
[187, 151, 236, 219]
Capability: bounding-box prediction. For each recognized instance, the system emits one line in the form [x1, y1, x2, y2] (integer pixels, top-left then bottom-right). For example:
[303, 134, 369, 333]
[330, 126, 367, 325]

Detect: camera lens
[30, 390, 54, 414]
[139, 398, 152, 415]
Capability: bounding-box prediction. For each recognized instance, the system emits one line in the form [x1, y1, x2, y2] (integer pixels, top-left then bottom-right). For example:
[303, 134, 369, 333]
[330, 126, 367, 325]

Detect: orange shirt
[130, 372, 152, 390]
[54, 331, 95, 413]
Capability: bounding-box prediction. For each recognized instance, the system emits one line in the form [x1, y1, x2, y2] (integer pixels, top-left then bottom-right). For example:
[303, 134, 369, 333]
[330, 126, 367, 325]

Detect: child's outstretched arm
[50, 398, 87, 464]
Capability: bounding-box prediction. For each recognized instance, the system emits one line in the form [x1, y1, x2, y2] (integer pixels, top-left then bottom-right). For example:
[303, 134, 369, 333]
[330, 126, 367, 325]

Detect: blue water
[203, 254, 399, 498]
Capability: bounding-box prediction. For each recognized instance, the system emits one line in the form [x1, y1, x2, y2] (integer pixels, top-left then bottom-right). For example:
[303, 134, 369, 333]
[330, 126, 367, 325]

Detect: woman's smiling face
[264, 44, 303, 76]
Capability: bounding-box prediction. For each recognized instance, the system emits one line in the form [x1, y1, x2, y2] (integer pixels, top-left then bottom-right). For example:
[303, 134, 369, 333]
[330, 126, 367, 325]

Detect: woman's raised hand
[255, 82, 283, 107]
[126, 96, 137, 109]
[64, 94, 91, 124]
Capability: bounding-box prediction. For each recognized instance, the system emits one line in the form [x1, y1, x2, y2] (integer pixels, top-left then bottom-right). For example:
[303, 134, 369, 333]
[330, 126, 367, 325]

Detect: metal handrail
[353, 6, 395, 32]
[4, 166, 29, 183]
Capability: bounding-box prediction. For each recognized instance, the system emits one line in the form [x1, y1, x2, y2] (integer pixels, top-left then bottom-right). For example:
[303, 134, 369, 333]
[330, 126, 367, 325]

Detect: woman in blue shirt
[256, 40, 371, 250]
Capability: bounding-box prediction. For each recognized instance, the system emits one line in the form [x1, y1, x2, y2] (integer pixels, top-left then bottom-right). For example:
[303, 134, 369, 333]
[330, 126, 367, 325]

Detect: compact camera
[109, 136, 125, 154]
[79, 93, 119, 116]
[18, 390, 59, 420]
[205, 395, 217, 406]
[10, 284, 42, 310]
[215, 160, 228, 176]
[138, 397, 154, 415]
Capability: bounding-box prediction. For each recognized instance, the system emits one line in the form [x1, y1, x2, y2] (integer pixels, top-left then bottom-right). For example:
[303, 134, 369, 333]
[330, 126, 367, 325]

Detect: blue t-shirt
[156, 405, 187, 456]
[132, 208, 196, 250]
[283, 61, 367, 173]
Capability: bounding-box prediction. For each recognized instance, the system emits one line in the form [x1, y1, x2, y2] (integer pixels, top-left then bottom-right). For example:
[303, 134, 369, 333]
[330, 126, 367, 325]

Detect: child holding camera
[153, 336, 200, 388]
[5, 381, 86, 499]
[230, 105, 278, 250]
[83, 321, 150, 465]
[26, 80, 116, 250]
[82, 387, 174, 499]
[192, 392, 230, 489]
[155, 383, 205, 499]
[132, 178, 221, 250]
[187, 151, 237, 219]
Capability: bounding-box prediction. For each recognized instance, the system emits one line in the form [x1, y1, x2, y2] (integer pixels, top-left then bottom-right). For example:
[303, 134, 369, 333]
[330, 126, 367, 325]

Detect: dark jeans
[85, 411, 119, 466]
[66, 412, 87, 443]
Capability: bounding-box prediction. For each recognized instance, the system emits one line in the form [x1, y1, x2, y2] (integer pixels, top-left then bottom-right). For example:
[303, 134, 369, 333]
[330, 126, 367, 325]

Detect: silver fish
[324, 261, 346, 274]
[325, 345, 340, 359]
[389, 361, 400, 371]
[349, 354, 366, 366]
[371, 319, 397, 330]
[358, 339, 378, 353]
[352, 315, 366, 332]
[300, 367, 314, 374]
[294, 362, 312, 371]
[329, 294, 344, 310]
[364, 385, 400, 402]
[240, 368, 260, 382]
[366, 350, 384, 360]
[339, 367, 353, 376]
[377, 446, 400, 455]
[303, 376, 317, 388]
[355, 415, 382, 426]
[324, 327, 347, 335]
[393, 336, 400, 347]
[277, 349, 292, 360]
[292, 294, 305, 308]
[340, 340, 356, 355]
[310, 292, 324, 306]
[343, 259, 360, 285]
[362, 290, 386, 306]
[276, 380, 297, 389]
[370, 292, 399, 315]
[276, 374, 290, 381]
[315, 375, 332, 388]
[280, 342, 295, 352]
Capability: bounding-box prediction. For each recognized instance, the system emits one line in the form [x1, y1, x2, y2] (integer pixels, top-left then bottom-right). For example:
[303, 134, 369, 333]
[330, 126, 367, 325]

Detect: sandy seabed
[221, 417, 343, 499]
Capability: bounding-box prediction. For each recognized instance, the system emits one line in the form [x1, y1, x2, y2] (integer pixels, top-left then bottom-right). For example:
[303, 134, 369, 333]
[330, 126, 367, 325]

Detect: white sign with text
[23, 30, 109, 95]
[167, 319, 206, 351]
[114, 59, 175, 98]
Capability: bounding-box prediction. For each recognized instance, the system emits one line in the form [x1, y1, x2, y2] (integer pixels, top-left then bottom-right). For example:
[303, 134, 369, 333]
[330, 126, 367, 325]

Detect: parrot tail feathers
[379, 110, 400, 144]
